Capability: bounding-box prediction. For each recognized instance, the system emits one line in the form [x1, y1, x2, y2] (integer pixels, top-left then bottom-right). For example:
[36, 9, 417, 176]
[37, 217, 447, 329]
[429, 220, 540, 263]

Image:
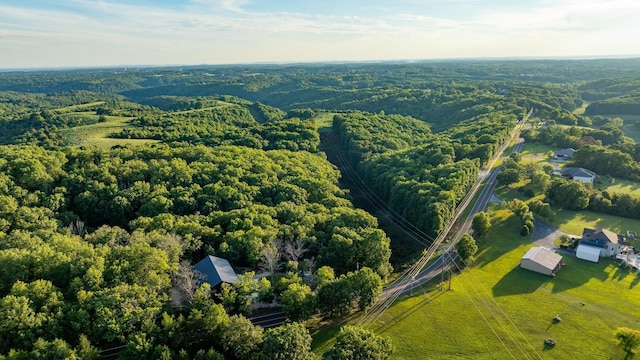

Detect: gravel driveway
[530, 218, 571, 249]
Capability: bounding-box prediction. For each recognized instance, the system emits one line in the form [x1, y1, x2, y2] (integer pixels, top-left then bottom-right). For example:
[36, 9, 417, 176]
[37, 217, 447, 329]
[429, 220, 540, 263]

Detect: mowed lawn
[59, 113, 159, 148]
[365, 210, 640, 359]
[597, 177, 640, 198]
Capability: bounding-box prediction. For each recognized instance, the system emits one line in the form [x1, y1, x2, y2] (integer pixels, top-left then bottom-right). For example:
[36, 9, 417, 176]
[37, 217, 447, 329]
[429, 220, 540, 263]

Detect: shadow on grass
[550, 257, 610, 294]
[367, 288, 448, 335]
[493, 266, 552, 297]
[474, 216, 526, 269]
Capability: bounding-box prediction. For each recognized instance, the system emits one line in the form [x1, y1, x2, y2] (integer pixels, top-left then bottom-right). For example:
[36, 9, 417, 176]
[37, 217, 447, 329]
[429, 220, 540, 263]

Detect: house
[520, 247, 563, 276]
[553, 148, 575, 160]
[561, 167, 597, 183]
[193, 255, 238, 288]
[576, 228, 624, 262]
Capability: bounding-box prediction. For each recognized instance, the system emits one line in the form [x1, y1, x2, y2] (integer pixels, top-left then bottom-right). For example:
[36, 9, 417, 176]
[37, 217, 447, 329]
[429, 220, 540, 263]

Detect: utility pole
[440, 258, 445, 291]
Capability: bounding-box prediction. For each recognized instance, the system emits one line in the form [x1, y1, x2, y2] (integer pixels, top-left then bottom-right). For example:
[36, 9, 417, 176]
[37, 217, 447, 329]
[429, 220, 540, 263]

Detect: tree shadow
[493, 266, 551, 297]
[550, 257, 611, 294]
[630, 273, 640, 289]
[369, 288, 448, 334]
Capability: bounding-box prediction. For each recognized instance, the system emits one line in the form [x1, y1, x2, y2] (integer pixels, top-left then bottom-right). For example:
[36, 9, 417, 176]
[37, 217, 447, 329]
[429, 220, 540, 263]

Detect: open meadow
[362, 210, 640, 359]
[58, 113, 159, 148]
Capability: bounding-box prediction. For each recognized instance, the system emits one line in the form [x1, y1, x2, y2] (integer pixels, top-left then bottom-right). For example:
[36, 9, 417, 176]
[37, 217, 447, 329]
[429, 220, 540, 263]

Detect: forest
[1, 58, 639, 359]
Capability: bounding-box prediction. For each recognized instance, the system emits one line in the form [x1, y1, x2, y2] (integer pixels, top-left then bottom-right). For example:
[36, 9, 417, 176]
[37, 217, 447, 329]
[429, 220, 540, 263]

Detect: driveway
[531, 218, 570, 249]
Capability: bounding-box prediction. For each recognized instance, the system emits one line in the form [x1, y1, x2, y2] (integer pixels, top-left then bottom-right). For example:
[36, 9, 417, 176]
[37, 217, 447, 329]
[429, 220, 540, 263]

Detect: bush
[524, 188, 535, 197]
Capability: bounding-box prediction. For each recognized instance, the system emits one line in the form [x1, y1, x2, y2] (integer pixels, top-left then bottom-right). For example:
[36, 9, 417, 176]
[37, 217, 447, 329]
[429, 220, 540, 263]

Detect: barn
[520, 247, 563, 276]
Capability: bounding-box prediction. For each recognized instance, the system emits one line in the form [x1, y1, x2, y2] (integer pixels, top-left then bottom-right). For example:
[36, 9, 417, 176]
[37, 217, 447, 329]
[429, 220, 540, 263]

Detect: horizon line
[2, 54, 640, 72]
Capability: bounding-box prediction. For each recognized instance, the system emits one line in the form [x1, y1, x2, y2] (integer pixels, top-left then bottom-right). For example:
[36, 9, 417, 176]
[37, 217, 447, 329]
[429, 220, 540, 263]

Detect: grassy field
[53, 101, 106, 113]
[520, 143, 556, 160]
[359, 210, 640, 359]
[596, 177, 640, 198]
[314, 112, 336, 132]
[549, 209, 640, 237]
[573, 102, 589, 115]
[59, 114, 159, 148]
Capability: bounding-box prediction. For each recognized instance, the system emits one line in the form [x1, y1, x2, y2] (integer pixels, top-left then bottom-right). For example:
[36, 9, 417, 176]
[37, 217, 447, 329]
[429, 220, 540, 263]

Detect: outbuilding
[520, 247, 563, 276]
[193, 255, 238, 288]
[576, 244, 602, 263]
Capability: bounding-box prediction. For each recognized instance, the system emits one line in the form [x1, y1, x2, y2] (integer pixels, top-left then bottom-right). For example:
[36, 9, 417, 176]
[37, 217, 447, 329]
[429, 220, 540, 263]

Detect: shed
[520, 247, 563, 276]
[553, 148, 575, 160]
[576, 244, 601, 263]
[193, 255, 238, 288]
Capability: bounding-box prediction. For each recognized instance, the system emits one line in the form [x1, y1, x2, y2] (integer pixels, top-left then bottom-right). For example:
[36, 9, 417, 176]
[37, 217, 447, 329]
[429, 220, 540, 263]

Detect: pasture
[363, 210, 640, 359]
[58, 113, 159, 148]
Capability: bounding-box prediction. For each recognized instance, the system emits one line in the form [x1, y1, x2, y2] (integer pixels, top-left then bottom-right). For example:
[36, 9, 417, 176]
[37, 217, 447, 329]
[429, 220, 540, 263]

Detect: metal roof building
[520, 247, 563, 276]
[193, 255, 239, 288]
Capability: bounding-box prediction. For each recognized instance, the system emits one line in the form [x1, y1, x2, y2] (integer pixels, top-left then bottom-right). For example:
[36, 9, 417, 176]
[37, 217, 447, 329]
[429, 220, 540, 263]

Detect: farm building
[553, 148, 575, 160]
[193, 255, 238, 288]
[520, 247, 563, 276]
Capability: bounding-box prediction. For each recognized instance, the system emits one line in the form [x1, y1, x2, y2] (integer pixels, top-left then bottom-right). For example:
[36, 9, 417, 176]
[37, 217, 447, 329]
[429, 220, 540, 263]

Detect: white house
[562, 167, 597, 183]
[576, 228, 623, 262]
[520, 247, 563, 276]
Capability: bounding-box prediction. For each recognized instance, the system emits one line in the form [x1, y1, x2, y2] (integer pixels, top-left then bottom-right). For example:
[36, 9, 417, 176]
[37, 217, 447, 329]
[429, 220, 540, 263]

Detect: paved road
[382, 137, 527, 298]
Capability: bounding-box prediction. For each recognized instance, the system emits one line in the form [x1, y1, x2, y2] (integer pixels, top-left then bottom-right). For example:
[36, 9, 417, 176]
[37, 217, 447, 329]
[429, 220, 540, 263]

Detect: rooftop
[562, 167, 596, 179]
[522, 247, 563, 271]
[193, 255, 238, 287]
[582, 228, 622, 245]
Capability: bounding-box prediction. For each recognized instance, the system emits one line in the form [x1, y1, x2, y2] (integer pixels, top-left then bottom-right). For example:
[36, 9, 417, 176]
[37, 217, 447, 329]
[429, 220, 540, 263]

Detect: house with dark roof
[561, 167, 597, 183]
[553, 148, 575, 160]
[576, 228, 623, 262]
[193, 255, 238, 288]
[520, 247, 563, 276]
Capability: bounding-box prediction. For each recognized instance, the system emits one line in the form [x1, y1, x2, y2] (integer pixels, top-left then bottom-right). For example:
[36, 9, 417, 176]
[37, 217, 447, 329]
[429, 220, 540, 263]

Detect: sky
[1, 0, 639, 69]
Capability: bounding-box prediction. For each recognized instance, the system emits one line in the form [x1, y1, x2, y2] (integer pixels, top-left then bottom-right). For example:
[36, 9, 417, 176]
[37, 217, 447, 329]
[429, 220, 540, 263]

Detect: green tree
[532, 171, 551, 190]
[317, 277, 355, 319]
[497, 168, 520, 185]
[261, 322, 314, 360]
[221, 315, 264, 360]
[218, 272, 260, 315]
[455, 234, 478, 263]
[546, 178, 591, 210]
[313, 266, 335, 289]
[348, 267, 383, 311]
[323, 325, 393, 360]
[614, 327, 640, 357]
[280, 283, 317, 321]
[471, 212, 491, 237]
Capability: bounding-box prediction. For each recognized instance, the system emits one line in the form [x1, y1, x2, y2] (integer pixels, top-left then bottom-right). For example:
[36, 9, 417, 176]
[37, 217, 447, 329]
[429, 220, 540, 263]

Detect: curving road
[380, 136, 527, 299]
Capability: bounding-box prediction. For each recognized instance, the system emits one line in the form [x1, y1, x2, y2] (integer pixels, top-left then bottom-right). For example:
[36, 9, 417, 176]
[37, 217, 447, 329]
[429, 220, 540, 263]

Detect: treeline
[546, 177, 640, 220]
[579, 77, 640, 101]
[116, 110, 319, 152]
[585, 94, 640, 115]
[332, 110, 519, 238]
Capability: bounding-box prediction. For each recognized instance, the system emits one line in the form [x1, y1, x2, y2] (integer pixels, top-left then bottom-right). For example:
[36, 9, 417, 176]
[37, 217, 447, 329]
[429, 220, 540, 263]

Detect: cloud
[0, 0, 638, 68]
[190, 0, 251, 13]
